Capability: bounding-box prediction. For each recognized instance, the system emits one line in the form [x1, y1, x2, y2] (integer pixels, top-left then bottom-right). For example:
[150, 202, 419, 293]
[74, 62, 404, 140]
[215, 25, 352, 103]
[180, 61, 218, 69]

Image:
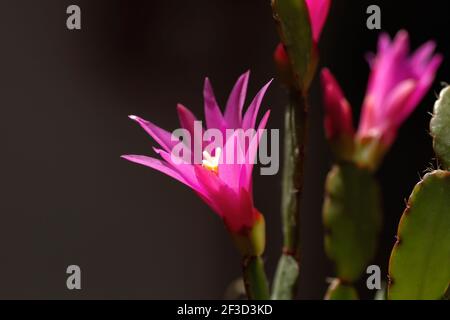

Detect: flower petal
[129, 115, 178, 153]
[411, 41, 436, 71]
[242, 79, 272, 131]
[194, 165, 255, 232]
[218, 130, 246, 192]
[321, 68, 354, 140]
[242, 110, 271, 192]
[153, 148, 200, 189]
[224, 71, 250, 128]
[203, 78, 226, 130]
[121, 154, 190, 187]
[177, 103, 203, 159]
[405, 54, 442, 116]
[384, 79, 417, 128]
[176, 103, 197, 137]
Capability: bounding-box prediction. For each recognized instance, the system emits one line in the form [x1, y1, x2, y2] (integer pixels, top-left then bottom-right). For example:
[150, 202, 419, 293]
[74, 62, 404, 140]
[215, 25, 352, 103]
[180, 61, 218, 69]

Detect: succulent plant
[388, 86, 450, 300]
[323, 164, 382, 284]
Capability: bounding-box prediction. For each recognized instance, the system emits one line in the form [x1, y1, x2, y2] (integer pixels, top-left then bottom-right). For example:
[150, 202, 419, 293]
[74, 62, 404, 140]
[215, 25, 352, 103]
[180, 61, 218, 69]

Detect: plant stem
[272, 89, 308, 299]
[242, 256, 270, 300]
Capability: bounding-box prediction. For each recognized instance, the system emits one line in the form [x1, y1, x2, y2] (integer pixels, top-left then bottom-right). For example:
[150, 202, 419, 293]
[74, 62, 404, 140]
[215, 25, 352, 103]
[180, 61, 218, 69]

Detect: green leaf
[271, 255, 300, 300]
[325, 279, 359, 300]
[431, 86, 450, 170]
[388, 170, 450, 300]
[271, 0, 313, 89]
[323, 164, 382, 282]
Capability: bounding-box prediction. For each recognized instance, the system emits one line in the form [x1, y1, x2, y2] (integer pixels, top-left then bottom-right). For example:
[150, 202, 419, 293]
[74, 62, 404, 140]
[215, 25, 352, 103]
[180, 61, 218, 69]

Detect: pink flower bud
[321, 68, 355, 160]
[305, 0, 331, 44]
[321, 68, 354, 140]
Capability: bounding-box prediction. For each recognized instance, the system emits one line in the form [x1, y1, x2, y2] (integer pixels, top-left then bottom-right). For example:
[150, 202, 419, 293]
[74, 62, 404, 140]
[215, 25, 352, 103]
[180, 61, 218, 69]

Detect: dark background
[0, 0, 448, 299]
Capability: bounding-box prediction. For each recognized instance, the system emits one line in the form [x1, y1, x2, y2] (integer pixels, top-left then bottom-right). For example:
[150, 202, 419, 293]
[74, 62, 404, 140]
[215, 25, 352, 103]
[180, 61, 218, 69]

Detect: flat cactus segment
[271, 0, 313, 89]
[431, 86, 450, 170]
[323, 164, 382, 282]
[388, 171, 450, 300]
[271, 255, 299, 300]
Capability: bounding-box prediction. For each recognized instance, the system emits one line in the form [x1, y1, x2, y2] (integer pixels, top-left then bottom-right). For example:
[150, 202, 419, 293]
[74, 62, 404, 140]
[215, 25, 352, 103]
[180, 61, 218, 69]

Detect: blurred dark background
[0, 0, 448, 299]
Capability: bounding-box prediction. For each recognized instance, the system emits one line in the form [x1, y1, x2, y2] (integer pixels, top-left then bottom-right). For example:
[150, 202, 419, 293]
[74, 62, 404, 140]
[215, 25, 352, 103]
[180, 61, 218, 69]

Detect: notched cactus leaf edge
[431, 86, 450, 170]
[388, 170, 450, 300]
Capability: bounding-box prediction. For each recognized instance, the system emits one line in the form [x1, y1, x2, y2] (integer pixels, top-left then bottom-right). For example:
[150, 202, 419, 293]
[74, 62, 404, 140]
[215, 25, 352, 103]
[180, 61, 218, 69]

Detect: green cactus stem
[430, 86, 450, 170]
[271, 0, 316, 300]
[272, 91, 307, 300]
[242, 256, 270, 300]
[323, 163, 382, 290]
[271, 254, 299, 300]
[388, 170, 450, 300]
[271, 0, 314, 90]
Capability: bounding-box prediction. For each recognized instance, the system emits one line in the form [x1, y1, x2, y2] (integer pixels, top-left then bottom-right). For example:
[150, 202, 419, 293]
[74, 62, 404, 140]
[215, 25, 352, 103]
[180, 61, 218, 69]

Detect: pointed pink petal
[129, 115, 177, 153]
[384, 80, 417, 128]
[378, 33, 391, 53]
[153, 148, 200, 190]
[176, 103, 203, 159]
[392, 30, 410, 56]
[242, 110, 271, 192]
[411, 41, 436, 70]
[224, 71, 250, 128]
[242, 79, 273, 131]
[406, 54, 442, 113]
[203, 78, 226, 130]
[218, 130, 246, 192]
[121, 154, 190, 187]
[378, 80, 417, 146]
[176, 104, 197, 137]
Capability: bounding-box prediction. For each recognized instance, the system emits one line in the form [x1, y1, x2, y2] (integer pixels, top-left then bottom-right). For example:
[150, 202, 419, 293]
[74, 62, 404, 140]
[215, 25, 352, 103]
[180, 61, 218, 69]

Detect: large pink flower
[122, 72, 271, 234]
[322, 31, 442, 163]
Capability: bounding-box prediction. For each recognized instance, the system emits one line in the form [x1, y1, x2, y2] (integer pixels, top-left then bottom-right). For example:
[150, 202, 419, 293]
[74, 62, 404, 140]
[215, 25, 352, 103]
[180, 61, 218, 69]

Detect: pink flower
[321, 31, 442, 166]
[122, 71, 271, 237]
[358, 31, 442, 147]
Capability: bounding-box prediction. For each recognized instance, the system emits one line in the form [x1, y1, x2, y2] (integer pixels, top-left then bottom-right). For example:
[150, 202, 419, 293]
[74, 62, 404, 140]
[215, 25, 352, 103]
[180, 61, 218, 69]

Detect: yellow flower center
[202, 148, 221, 174]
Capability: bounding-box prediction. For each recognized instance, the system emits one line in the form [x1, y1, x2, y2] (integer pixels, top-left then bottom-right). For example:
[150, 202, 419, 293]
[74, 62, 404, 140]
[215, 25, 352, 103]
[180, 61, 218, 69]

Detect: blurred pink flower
[122, 72, 271, 234]
[358, 31, 442, 147]
[322, 31, 441, 164]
